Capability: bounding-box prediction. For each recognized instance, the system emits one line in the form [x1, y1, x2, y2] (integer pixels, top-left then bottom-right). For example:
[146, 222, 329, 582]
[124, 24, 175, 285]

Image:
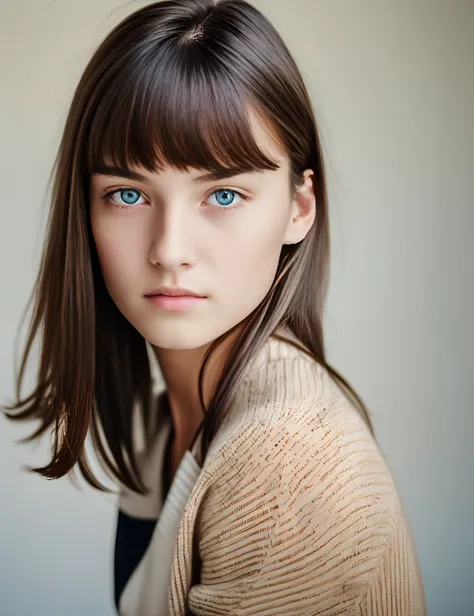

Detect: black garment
[114, 510, 157, 611]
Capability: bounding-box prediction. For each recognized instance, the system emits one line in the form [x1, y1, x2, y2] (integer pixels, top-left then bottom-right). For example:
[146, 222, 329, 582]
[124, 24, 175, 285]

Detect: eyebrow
[90, 164, 250, 183]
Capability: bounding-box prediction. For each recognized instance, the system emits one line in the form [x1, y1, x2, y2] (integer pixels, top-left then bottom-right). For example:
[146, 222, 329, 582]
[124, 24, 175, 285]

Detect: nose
[148, 203, 193, 270]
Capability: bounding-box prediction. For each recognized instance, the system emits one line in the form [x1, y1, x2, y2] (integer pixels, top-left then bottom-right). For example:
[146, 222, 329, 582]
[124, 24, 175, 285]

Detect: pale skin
[89, 111, 316, 481]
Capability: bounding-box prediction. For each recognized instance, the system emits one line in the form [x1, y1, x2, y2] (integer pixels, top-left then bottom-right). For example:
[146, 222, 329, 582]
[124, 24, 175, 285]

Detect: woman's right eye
[102, 187, 147, 208]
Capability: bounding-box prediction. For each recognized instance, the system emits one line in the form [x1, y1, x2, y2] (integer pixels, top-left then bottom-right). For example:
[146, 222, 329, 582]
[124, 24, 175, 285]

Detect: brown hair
[3, 0, 373, 494]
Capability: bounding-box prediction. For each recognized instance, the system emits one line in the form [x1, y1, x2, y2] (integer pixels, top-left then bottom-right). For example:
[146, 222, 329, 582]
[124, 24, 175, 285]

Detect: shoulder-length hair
[3, 0, 373, 494]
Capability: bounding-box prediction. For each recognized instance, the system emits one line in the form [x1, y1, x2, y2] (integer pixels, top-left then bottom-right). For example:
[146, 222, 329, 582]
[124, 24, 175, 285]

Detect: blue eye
[103, 188, 146, 207]
[120, 189, 141, 205]
[207, 189, 245, 209]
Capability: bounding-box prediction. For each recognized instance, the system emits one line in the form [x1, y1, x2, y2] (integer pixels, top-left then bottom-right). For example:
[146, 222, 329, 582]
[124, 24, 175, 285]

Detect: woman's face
[89, 115, 314, 350]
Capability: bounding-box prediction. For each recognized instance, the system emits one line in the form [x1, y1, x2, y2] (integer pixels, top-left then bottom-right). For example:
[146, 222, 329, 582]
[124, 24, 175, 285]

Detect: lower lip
[146, 295, 206, 311]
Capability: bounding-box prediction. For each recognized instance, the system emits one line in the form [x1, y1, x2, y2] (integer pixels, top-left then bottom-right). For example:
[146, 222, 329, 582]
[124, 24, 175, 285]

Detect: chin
[126, 305, 251, 352]
[138, 322, 216, 351]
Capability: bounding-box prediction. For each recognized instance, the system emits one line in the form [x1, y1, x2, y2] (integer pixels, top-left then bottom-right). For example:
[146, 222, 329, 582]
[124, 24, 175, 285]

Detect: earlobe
[283, 169, 316, 245]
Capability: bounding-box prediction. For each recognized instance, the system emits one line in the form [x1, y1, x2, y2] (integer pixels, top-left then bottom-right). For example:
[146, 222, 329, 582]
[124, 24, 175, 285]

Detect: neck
[152, 324, 244, 450]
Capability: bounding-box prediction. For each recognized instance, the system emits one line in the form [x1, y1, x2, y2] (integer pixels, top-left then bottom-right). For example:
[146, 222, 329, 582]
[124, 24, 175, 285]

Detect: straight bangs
[85, 43, 282, 180]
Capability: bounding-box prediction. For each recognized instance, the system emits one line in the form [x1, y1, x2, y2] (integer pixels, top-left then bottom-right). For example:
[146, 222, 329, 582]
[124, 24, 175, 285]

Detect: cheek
[218, 205, 288, 305]
[91, 214, 145, 295]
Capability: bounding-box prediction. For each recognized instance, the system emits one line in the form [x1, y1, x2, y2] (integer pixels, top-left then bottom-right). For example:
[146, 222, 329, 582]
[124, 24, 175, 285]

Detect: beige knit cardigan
[117, 329, 426, 615]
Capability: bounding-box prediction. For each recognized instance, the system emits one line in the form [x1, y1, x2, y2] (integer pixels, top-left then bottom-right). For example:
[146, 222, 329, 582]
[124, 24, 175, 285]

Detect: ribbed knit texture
[118, 329, 426, 615]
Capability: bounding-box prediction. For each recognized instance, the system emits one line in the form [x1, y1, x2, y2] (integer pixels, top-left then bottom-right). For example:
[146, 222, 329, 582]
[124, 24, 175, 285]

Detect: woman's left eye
[205, 189, 247, 210]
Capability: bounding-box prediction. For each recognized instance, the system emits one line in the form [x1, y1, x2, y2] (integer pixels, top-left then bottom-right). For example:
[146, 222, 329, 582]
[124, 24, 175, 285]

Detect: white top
[119, 416, 201, 616]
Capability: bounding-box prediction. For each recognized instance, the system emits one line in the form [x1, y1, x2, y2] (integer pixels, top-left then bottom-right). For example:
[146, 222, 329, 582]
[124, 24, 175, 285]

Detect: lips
[145, 286, 205, 298]
[146, 293, 205, 311]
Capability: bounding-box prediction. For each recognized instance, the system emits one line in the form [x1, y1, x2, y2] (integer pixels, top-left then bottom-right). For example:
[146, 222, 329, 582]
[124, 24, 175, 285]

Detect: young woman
[4, 1, 426, 614]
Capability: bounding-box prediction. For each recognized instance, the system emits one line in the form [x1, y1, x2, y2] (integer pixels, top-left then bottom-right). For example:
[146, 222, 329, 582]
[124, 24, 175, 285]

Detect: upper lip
[145, 286, 205, 297]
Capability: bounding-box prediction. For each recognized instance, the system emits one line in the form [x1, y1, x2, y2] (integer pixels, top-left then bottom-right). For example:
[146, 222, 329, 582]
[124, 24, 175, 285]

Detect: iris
[120, 189, 140, 205]
[214, 189, 235, 206]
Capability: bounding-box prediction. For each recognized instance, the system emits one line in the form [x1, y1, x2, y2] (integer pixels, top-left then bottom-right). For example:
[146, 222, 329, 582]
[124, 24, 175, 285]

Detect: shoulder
[200, 344, 401, 520]
[203, 343, 384, 495]
[203, 376, 399, 521]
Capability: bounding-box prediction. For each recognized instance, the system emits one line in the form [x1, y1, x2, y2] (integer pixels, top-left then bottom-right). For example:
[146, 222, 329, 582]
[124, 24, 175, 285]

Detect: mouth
[145, 286, 206, 298]
[145, 294, 206, 311]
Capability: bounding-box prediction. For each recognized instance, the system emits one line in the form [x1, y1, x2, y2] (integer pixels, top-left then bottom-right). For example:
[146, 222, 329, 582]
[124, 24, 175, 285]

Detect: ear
[283, 169, 316, 245]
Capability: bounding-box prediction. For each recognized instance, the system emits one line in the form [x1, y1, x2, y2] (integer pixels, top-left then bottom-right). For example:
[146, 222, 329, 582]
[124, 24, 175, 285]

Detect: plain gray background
[1, 1, 473, 614]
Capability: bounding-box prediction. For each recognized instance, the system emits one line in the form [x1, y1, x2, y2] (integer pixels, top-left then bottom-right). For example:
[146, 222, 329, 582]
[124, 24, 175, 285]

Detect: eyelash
[101, 186, 249, 213]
